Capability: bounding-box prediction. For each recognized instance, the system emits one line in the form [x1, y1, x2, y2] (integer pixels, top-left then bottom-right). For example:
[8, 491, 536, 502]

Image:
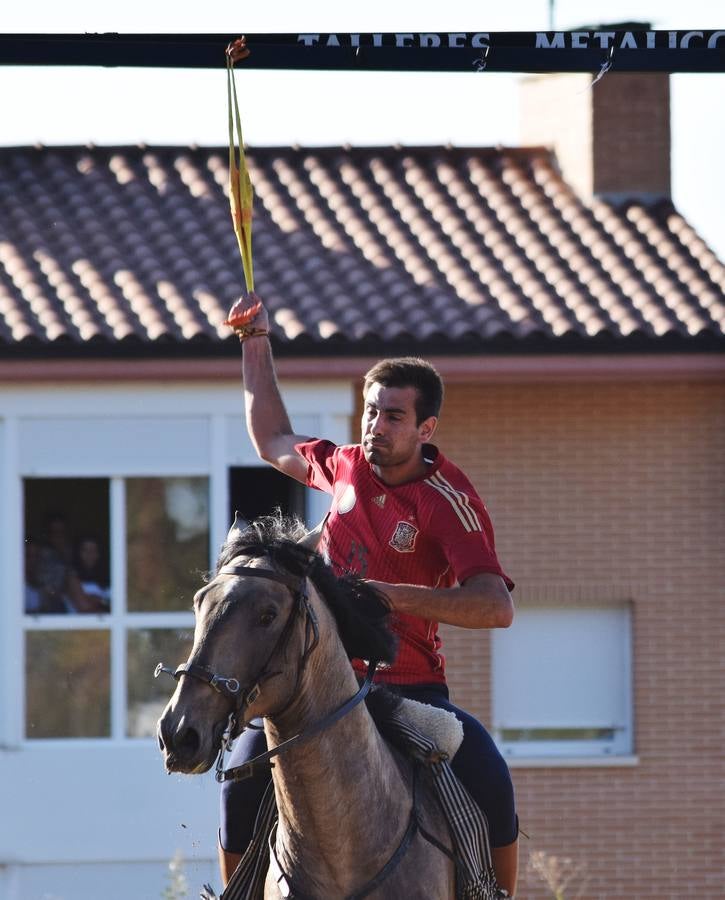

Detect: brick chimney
[520, 69, 671, 202]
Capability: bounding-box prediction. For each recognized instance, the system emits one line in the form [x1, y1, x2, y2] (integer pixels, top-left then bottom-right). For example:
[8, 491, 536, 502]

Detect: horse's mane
[216, 514, 398, 664]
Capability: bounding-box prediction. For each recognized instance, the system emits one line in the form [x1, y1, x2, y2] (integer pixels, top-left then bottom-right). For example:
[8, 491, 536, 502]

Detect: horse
[157, 515, 498, 899]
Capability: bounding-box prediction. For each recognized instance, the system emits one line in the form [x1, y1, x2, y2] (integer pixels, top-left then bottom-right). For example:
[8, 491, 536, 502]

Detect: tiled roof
[1, 144, 723, 358]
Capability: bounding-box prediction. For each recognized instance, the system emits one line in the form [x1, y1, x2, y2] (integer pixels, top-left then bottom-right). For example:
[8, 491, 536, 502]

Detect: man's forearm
[242, 334, 293, 457]
[368, 574, 514, 630]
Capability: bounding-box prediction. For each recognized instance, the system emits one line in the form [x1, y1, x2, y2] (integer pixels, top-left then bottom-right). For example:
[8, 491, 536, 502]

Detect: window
[24, 478, 110, 615]
[23, 476, 203, 740]
[492, 603, 633, 759]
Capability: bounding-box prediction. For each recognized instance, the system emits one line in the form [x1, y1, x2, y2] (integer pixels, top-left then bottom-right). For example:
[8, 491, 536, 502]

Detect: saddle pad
[395, 697, 465, 760]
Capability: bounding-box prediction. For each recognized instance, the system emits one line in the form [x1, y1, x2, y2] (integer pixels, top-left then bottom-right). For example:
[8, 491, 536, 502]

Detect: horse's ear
[226, 511, 248, 544]
[298, 514, 328, 551]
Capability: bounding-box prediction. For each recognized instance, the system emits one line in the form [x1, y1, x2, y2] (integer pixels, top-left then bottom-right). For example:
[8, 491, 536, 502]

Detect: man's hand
[225, 292, 270, 339]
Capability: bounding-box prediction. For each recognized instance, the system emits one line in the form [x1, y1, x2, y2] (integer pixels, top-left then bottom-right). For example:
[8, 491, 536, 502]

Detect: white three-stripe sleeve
[425, 472, 482, 533]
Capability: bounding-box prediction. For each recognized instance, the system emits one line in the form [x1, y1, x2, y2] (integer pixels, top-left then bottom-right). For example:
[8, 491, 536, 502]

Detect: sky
[1, 0, 724, 261]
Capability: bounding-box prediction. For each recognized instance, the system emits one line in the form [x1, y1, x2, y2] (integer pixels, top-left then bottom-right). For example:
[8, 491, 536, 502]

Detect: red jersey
[295, 439, 512, 686]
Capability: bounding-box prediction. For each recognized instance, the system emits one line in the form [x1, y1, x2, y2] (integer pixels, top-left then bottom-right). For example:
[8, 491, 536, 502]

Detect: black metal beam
[0, 31, 724, 73]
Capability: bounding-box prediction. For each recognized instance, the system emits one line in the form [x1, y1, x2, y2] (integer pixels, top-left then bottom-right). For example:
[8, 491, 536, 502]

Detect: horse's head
[156, 514, 395, 775]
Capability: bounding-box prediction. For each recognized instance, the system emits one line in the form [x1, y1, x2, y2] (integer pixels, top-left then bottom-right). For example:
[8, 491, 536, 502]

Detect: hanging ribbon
[226, 38, 254, 293]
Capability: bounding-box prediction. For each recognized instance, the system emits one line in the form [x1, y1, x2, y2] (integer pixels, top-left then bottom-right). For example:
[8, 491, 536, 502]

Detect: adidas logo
[373, 494, 386, 507]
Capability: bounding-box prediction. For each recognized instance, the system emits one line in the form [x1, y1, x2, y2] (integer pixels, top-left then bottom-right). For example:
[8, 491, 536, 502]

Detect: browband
[218, 565, 303, 593]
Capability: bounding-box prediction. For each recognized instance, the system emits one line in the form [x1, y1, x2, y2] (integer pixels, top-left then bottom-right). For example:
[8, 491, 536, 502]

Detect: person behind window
[24, 533, 73, 614]
[73, 536, 111, 612]
[24, 536, 43, 613]
[24, 535, 63, 614]
[31, 514, 106, 614]
[44, 512, 74, 565]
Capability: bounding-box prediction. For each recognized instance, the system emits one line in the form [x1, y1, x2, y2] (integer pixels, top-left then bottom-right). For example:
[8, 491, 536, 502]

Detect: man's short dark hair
[363, 357, 444, 424]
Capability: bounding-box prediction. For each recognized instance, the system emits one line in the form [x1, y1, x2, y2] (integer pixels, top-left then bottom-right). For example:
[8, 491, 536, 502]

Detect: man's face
[361, 382, 435, 472]
[78, 539, 100, 570]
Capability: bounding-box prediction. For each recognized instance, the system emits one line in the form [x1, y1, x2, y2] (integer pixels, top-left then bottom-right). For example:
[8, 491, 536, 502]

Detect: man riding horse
[221, 294, 519, 896]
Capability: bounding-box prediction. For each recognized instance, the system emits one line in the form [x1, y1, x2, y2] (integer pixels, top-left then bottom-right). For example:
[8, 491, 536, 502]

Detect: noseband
[156, 561, 377, 783]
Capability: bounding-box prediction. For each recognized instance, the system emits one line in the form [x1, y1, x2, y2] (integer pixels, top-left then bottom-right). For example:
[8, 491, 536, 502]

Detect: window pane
[126, 628, 195, 738]
[24, 478, 111, 614]
[26, 631, 110, 738]
[126, 477, 209, 612]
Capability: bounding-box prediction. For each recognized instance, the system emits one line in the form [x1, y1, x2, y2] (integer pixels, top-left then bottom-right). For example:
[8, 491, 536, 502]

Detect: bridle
[155, 560, 377, 783]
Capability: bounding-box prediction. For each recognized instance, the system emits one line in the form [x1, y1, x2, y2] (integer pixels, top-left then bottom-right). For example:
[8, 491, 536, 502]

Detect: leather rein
[155, 562, 378, 784]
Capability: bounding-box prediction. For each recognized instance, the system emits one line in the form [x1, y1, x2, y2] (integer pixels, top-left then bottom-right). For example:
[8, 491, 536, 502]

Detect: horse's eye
[259, 609, 277, 627]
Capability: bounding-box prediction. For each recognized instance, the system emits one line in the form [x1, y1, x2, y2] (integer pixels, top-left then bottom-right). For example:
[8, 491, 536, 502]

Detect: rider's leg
[398, 685, 519, 896]
[218, 721, 270, 886]
[491, 840, 519, 897]
[218, 842, 242, 886]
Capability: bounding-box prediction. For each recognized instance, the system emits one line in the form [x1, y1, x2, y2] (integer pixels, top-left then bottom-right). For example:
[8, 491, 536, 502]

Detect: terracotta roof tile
[0, 144, 722, 356]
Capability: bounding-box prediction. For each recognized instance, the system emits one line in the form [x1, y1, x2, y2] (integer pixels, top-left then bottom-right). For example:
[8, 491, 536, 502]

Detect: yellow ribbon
[226, 44, 254, 293]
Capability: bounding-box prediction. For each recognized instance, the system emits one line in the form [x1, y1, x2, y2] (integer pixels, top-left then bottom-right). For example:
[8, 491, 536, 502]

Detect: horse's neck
[264, 637, 409, 891]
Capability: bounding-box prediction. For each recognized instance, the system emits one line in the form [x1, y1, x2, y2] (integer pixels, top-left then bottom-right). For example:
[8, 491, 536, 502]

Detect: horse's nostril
[177, 725, 200, 758]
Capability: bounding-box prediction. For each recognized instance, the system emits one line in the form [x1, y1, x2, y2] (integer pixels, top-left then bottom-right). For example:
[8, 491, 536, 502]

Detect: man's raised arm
[229, 294, 311, 484]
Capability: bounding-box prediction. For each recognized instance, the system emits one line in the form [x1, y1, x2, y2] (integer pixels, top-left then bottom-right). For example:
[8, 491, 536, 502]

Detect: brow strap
[218, 565, 303, 593]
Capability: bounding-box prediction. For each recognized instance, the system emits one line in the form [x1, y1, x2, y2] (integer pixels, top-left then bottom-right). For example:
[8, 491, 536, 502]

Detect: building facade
[1, 67, 724, 898]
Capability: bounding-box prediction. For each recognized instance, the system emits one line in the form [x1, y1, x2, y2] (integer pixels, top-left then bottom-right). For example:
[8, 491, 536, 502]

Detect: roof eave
[1, 347, 723, 385]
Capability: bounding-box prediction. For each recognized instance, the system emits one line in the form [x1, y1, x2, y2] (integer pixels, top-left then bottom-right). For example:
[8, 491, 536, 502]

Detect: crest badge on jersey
[389, 520, 418, 553]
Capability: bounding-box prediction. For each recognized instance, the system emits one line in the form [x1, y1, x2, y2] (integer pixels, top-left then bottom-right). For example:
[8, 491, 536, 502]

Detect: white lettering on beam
[536, 33, 565, 49]
[538, 31, 650, 49]
[296, 31, 725, 52]
[680, 31, 704, 48]
[296, 33, 490, 49]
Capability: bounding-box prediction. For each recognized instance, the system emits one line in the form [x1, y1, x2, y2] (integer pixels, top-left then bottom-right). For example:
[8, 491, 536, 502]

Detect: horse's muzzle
[157, 708, 225, 774]
[157, 712, 202, 772]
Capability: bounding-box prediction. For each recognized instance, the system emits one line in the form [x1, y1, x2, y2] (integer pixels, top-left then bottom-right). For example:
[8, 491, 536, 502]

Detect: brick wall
[355, 377, 725, 897]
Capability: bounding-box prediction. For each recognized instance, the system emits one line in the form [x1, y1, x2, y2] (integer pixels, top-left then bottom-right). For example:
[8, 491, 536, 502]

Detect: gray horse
[157, 515, 485, 899]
